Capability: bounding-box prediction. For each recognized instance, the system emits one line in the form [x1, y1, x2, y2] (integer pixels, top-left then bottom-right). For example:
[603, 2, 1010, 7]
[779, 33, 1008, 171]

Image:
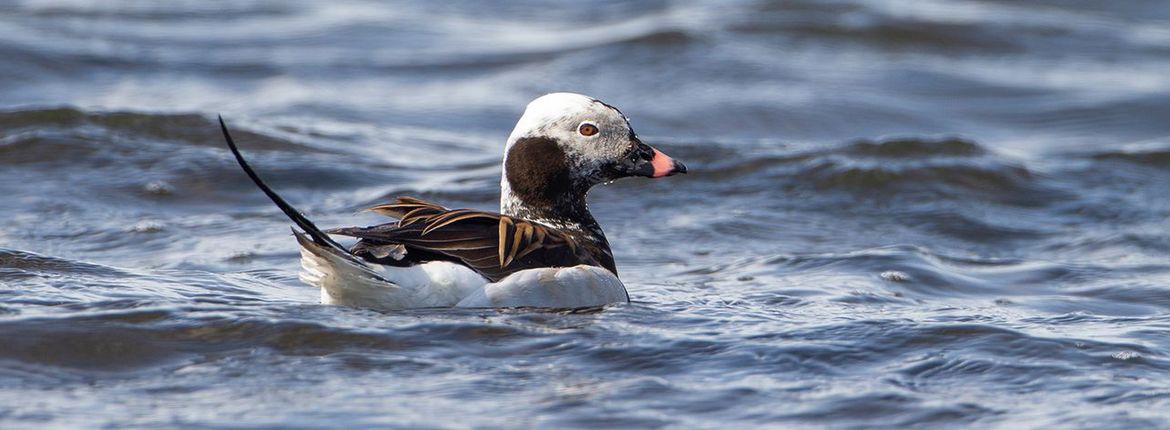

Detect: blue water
[2, 1, 1170, 428]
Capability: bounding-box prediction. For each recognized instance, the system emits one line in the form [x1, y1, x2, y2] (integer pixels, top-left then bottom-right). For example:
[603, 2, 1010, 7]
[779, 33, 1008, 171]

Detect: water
[2, 0, 1169, 428]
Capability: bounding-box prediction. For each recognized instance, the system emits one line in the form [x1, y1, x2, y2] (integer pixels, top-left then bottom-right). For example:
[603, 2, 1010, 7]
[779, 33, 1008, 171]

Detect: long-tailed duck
[221, 93, 686, 309]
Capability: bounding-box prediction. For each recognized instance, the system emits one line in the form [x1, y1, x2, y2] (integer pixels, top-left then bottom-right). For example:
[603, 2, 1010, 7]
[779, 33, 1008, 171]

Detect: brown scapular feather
[328, 196, 610, 282]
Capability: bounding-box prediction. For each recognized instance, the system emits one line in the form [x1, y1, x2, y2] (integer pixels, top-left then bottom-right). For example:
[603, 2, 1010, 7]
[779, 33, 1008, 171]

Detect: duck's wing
[328, 199, 597, 282]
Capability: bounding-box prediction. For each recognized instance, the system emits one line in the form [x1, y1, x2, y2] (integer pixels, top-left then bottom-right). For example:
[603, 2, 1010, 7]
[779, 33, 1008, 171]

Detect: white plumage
[298, 234, 627, 309]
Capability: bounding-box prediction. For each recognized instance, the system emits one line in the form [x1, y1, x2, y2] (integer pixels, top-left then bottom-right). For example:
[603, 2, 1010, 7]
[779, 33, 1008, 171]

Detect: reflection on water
[2, 0, 1170, 428]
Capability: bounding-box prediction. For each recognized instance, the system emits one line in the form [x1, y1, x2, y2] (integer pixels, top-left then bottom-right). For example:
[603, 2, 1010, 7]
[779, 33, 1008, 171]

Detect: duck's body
[221, 93, 685, 310]
[298, 232, 627, 308]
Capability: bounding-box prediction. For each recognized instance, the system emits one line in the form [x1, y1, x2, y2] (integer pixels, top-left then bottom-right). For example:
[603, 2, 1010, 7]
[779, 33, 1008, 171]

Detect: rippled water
[2, 1, 1170, 428]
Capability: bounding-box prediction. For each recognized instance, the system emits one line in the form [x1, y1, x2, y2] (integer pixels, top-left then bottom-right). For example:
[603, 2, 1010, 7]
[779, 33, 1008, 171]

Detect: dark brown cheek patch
[506, 137, 571, 207]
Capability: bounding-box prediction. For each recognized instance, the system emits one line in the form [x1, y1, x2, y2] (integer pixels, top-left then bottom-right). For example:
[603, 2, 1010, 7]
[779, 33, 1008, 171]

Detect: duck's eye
[578, 122, 600, 137]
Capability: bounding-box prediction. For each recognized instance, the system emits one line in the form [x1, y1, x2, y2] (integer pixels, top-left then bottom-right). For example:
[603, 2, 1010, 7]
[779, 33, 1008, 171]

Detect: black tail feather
[218, 115, 350, 254]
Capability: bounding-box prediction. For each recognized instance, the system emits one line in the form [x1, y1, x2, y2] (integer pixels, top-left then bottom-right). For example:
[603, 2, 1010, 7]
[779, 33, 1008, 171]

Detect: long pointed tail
[218, 115, 350, 254]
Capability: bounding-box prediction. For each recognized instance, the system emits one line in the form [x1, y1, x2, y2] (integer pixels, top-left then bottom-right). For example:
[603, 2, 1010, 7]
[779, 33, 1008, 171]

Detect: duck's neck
[499, 136, 612, 261]
[501, 181, 601, 238]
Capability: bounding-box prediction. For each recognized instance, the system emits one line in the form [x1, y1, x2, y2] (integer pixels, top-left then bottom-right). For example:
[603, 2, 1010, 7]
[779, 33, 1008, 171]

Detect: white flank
[298, 236, 628, 310]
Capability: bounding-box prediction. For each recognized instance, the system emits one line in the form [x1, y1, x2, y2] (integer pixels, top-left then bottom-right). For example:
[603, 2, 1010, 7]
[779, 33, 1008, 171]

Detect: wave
[0, 106, 496, 204]
[681, 136, 1063, 208]
[840, 137, 987, 157]
[801, 137, 1047, 204]
[678, 243, 1170, 317]
[1090, 148, 1170, 167]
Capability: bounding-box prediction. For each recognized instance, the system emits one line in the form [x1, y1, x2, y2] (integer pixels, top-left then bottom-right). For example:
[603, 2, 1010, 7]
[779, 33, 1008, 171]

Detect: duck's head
[501, 93, 686, 210]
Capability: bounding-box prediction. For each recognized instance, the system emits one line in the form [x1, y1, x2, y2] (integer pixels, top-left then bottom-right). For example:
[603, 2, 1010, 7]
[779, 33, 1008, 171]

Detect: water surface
[2, 1, 1170, 428]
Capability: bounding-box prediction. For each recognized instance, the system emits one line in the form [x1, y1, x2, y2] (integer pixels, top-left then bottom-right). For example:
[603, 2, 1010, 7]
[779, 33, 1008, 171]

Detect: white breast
[455, 265, 628, 308]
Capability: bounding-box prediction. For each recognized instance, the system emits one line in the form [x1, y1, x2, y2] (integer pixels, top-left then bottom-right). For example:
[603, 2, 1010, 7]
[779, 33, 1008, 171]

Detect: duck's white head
[500, 93, 686, 220]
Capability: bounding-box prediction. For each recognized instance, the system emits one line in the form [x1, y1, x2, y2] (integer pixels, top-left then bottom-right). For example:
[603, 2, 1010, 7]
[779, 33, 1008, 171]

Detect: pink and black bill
[616, 136, 688, 179]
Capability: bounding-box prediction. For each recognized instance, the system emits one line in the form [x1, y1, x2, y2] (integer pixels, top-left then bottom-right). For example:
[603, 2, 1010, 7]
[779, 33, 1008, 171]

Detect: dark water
[2, 1, 1170, 428]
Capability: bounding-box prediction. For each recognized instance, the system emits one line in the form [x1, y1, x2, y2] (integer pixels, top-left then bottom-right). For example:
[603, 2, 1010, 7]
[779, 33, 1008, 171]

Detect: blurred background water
[2, 0, 1169, 428]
